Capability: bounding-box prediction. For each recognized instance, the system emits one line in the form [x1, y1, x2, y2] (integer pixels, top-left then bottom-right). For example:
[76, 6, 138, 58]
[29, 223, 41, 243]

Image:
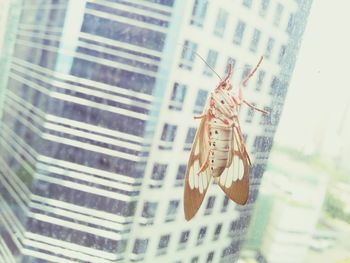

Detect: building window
[184, 127, 196, 151]
[287, 13, 295, 34]
[265, 37, 275, 59]
[260, 106, 272, 125]
[273, 3, 284, 27]
[191, 256, 199, 263]
[278, 45, 286, 65]
[253, 136, 272, 153]
[157, 234, 170, 255]
[222, 196, 229, 212]
[175, 164, 186, 187]
[213, 9, 228, 37]
[259, 0, 270, 17]
[233, 20, 246, 45]
[203, 50, 218, 77]
[246, 106, 255, 123]
[241, 64, 251, 81]
[169, 83, 187, 111]
[150, 163, 167, 188]
[165, 200, 179, 222]
[256, 70, 265, 91]
[204, 196, 215, 215]
[229, 220, 239, 236]
[179, 40, 198, 70]
[197, 226, 207, 245]
[178, 230, 190, 250]
[207, 251, 215, 262]
[242, 0, 252, 8]
[140, 202, 158, 225]
[190, 0, 208, 27]
[225, 57, 237, 74]
[132, 239, 148, 255]
[269, 76, 278, 95]
[159, 124, 177, 150]
[213, 223, 222, 240]
[193, 89, 208, 114]
[249, 28, 261, 53]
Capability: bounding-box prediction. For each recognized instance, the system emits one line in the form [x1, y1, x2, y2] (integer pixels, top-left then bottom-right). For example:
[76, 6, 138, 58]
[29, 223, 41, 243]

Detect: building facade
[259, 151, 328, 263]
[0, 0, 311, 262]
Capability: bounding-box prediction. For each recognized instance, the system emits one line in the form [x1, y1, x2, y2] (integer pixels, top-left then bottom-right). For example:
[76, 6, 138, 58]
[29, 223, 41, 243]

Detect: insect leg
[197, 149, 210, 175]
[243, 100, 269, 115]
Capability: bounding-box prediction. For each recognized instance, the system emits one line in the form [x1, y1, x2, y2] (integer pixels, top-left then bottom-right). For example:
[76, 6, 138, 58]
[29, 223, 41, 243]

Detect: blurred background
[0, 0, 349, 263]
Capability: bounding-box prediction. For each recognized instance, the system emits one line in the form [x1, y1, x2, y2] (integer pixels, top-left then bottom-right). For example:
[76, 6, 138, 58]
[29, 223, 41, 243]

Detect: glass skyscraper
[0, 0, 312, 262]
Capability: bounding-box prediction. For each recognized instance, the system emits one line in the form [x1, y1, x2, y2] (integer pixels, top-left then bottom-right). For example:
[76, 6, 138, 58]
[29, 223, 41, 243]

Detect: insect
[184, 56, 269, 221]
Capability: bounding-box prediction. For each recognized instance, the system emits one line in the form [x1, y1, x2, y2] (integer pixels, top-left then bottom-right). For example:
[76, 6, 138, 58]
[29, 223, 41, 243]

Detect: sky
[275, 0, 350, 157]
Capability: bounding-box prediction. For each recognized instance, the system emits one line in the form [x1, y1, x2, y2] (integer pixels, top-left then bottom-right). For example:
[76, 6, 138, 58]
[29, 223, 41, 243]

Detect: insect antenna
[242, 56, 264, 86]
[178, 43, 222, 81]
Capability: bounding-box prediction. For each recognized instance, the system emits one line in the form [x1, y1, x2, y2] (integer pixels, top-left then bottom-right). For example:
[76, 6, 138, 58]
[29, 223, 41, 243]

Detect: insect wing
[217, 125, 250, 205]
[184, 116, 212, 221]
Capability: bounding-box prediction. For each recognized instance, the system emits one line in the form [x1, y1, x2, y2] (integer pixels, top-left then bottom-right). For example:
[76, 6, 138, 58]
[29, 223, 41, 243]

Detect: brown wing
[183, 116, 212, 221]
[216, 123, 250, 205]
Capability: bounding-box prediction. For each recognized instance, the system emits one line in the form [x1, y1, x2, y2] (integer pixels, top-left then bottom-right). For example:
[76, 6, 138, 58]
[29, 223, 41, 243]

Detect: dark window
[207, 251, 215, 262]
[265, 37, 275, 59]
[184, 127, 196, 151]
[175, 164, 186, 187]
[193, 89, 208, 114]
[26, 218, 125, 253]
[151, 163, 167, 180]
[197, 226, 207, 245]
[179, 40, 198, 70]
[178, 230, 190, 250]
[169, 83, 187, 111]
[229, 219, 239, 235]
[81, 14, 165, 51]
[145, 0, 174, 6]
[259, 0, 270, 17]
[256, 70, 266, 91]
[242, 0, 252, 8]
[150, 163, 167, 188]
[166, 200, 179, 221]
[246, 106, 255, 123]
[222, 196, 229, 212]
[287, 13, 295, 34]
[214, 9, 228, 37]
[158, 234, 171, 250]
[161, 124, 177, 142]
[142, 202, 158, 218]
[133, 239, 148, 254]
[260, 106, 272, 125]
[250, 29, 261, 53]
[273, 3, 284, 26]
[253, 136, 273, 153]
[241, 64, 252, 81]
[233, 20, 246, 45]
[205, 196, 216, 215]
[71, 58, 156, 95]
[190, 0, 208, 27]
[191, 256, 199, 263]
[203, 50, 218, 77]
[278, 45, 287, 65]
[213, 223, 222, 240]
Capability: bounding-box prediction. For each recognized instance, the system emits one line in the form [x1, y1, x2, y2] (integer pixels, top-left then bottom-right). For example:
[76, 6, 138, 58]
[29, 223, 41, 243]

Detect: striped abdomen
[208, 122, 232, 177]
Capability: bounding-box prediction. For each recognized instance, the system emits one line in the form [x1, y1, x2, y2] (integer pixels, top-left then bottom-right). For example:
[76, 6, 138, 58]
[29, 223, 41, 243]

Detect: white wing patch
[189, 165, 195, 189]
[235, 156, 245, 180]
[225, 162, 234, 187]
[189, 160, 208, 194]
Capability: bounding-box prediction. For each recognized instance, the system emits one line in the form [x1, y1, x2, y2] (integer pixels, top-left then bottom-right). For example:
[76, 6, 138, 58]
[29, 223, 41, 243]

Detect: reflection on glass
[0, 0, 313, 262]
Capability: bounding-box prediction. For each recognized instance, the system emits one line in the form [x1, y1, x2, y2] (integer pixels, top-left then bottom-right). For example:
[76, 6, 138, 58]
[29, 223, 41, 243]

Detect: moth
[184, 56, 268, 220]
